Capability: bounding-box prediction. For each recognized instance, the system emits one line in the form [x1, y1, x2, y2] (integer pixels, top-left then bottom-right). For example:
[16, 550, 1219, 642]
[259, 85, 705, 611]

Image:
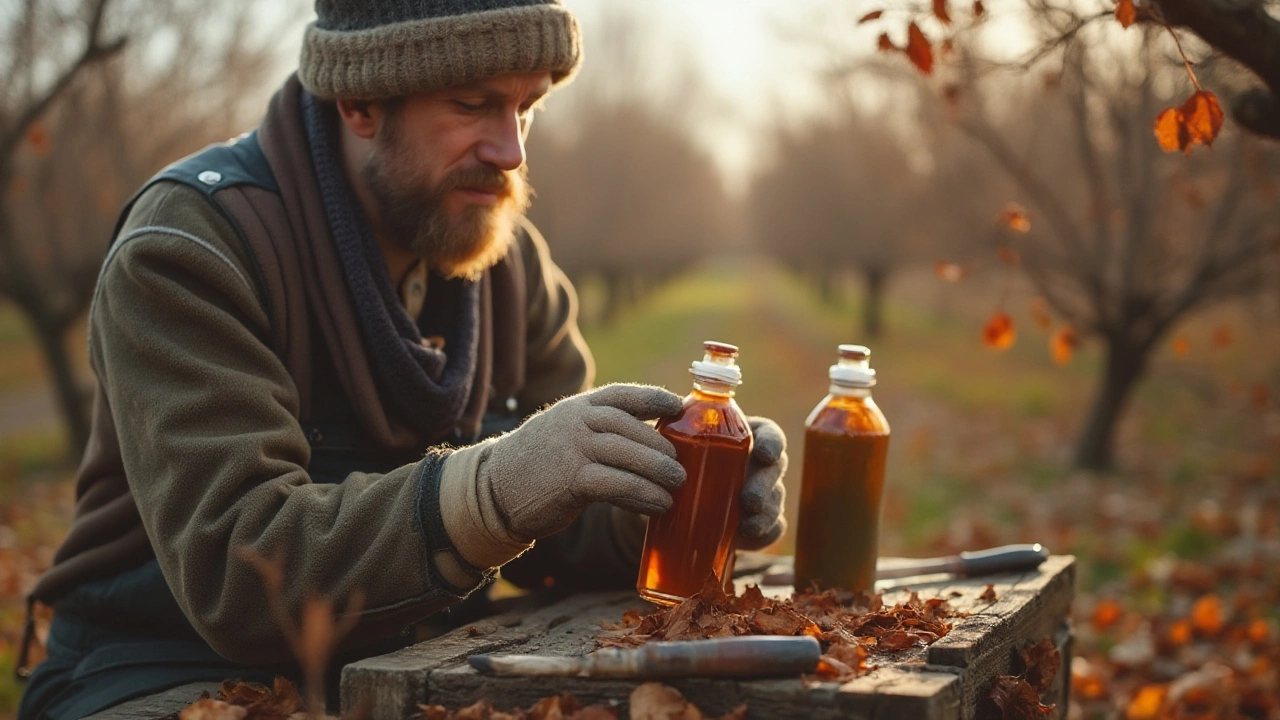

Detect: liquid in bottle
[637, 342, 753, 606]
[793, 345, 890, 594]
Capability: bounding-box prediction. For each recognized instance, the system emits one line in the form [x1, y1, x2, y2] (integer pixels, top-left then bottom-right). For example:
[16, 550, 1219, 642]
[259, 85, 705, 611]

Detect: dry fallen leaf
[629, 683, 739, 720]
[1154, 91, 1225, 153]
[933, 0, 952, 25]
[935, 261, 965, 282]
[905, 22, 933, 75]
[1115, 0, 1137, 28]
[982, 313, 1016, 351]
[979, 584, 999, 602]
[988, 675, 1055, 719]
[180, 698, 248, 720]
[999, 203, 1031, 233]
[858, 10, 883, 23]
[1019, 638, 1060, 693]
[1050, 326, 1078, 366]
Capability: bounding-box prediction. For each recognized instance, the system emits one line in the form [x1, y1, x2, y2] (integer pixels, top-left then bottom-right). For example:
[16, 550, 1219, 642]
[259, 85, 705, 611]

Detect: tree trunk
[1074, 336, 1147, 471]
[861, 265, 887, 339]
[31, 313, 90, 462]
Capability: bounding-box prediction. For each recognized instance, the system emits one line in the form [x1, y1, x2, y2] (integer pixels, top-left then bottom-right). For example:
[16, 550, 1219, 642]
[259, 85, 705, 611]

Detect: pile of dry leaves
[595, 574, 967, 682]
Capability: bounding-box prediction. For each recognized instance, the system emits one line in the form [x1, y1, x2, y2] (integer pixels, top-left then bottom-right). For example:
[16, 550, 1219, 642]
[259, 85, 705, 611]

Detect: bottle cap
[691, 341, 743, 386]
[829, 344, 876, 388]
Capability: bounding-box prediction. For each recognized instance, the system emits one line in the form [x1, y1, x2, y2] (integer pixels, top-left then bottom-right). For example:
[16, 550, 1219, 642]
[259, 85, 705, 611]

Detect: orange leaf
[1092, 599, 1123, 630]
[1127, 685, 1167, 720]
[999, 203, 1031, 232]
[1190, 594, 1224, 636]
[1210, 325, 1233, 348]
[982, 313, 1016, 351]
[1154, 107, 1189, 153]
[1181, 90, 1224, 147]
[1115, 0, 1137, 28]
[858, 10, 884, 23]
[935, 261, 965, 282]
[1168, 619, 1192, 645]
[1247, 618, 1271, 645]
[933, 0, 952, 25]
[1071, 659, 1108, 700]
[1252, 384, 1270, 412]
[26, 123, 51, 156]
[877, 32, 897, 52]
[1172, 336, 1190, 357]
[997, 247, 1019, 266]
[906, 22, 933, 75]
[1050, 326, 1077, 365]
[1030, 297, 1053, 330]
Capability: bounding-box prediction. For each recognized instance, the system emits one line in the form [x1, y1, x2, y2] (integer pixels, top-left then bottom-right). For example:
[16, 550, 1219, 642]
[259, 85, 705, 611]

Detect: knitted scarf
[299, 90, 480, 441]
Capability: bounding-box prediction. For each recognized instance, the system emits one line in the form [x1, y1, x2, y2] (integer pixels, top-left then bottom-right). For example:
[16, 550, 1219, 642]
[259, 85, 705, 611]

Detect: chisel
[468, 635, 821, 679]
[759, 543, 1051, 586]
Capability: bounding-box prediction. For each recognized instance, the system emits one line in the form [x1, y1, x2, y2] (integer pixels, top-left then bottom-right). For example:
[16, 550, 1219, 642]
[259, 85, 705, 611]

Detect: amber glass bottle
[793, 345, 890, 594]
[637, 342, 753, 606]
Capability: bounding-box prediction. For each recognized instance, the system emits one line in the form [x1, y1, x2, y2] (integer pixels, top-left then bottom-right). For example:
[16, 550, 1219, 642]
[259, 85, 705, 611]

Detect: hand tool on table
[757, 543, 1051, 587]
[469, 635, 821, 679]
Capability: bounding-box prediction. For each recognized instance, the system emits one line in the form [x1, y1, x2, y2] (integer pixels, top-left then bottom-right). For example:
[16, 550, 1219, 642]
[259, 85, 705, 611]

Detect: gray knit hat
[299, 0, 582, 100]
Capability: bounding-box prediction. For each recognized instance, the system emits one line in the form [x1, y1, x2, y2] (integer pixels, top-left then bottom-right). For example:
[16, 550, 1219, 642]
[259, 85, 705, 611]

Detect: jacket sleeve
[92, 182, 484, 664]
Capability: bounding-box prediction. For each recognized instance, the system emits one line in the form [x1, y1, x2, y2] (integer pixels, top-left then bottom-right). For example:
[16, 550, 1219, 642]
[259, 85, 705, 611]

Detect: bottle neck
[693, 377, 736, 397]
[828, 382, 873, 398]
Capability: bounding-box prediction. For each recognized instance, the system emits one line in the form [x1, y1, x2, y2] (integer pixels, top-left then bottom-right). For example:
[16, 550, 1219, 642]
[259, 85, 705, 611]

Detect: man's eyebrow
[454, 82, 550, 106]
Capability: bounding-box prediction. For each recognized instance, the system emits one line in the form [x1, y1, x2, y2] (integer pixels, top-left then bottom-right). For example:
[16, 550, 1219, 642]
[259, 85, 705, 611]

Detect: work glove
[737, 416, 788, 550]
[438, 384, 686, 570]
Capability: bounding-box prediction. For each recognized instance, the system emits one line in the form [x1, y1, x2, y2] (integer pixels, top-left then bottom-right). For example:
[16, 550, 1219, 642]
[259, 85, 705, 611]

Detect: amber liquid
[793, 392, 890, 594]
[637, 388, 752, 606]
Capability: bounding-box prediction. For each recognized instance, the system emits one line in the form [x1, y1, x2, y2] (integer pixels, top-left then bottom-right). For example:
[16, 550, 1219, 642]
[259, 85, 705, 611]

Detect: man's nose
[476, 113, 526, 171]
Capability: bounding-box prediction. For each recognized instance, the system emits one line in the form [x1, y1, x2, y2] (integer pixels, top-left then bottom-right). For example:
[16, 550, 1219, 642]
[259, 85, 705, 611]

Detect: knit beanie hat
[299, 0, 582, 100]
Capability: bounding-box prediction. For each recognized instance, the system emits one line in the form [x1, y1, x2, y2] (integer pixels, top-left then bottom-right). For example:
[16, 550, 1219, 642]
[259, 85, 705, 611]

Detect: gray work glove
[438, 384, 686, 570]
[737, 416, 788, 550]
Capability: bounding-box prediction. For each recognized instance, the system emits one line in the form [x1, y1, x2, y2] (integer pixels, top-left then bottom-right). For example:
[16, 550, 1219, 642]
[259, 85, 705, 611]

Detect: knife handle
[957, 544, 1049, 577]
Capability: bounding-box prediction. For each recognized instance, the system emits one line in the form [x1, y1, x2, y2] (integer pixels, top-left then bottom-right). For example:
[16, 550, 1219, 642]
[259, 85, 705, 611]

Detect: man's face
[362, 71, 552, 280]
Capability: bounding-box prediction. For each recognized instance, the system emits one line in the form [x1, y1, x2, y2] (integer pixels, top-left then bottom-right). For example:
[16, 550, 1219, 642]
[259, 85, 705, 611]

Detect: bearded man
[17, 2, 788, 717]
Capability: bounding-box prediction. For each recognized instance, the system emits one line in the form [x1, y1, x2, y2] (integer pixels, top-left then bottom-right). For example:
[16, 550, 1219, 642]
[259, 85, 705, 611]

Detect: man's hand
[738, 416, 788, 550]
[439, 384, 686, 569]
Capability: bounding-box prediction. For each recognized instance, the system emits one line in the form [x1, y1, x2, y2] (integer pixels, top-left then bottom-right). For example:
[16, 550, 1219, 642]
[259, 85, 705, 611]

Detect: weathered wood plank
[82, 681, 222, 720]
[344, 555, 1075, 720]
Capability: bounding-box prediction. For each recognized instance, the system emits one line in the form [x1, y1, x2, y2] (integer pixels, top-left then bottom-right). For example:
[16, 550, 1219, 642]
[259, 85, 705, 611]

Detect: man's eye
[454, 100, 485, 112]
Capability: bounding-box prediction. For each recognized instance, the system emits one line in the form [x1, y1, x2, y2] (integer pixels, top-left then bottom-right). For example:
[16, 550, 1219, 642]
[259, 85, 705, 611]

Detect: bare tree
[527, 5, 731, 324]
[1, 0, 298, 458]
[749, 104, 930, 339]
[938, 20, 1280, 470]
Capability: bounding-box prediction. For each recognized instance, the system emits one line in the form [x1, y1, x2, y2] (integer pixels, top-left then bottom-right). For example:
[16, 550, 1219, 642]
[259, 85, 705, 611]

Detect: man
[18, 1, 788, 717]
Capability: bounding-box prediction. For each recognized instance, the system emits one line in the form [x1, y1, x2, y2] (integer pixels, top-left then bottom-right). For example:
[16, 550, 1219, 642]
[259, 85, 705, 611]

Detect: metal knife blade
[760, 543, 1051, 586]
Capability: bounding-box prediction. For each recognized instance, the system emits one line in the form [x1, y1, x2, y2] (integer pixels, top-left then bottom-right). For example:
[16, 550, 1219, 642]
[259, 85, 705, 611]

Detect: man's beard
[362, 125, 531, 281]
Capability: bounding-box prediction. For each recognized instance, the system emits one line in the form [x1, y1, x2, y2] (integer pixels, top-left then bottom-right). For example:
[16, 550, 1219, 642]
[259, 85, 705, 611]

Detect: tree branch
[0, 0, 126, 165]
[1154, 0, 1280, 138]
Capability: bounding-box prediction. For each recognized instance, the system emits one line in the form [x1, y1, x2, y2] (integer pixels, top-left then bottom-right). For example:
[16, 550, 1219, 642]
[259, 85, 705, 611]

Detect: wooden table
[341, 554, 1075, 720]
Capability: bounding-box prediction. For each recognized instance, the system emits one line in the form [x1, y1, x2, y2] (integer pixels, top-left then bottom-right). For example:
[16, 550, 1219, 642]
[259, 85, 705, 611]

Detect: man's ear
[335, 98, 381, 139]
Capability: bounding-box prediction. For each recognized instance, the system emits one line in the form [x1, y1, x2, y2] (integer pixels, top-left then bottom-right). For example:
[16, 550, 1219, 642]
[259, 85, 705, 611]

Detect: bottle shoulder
[658, 391, 751, 442]
[805, 393, 890, 436]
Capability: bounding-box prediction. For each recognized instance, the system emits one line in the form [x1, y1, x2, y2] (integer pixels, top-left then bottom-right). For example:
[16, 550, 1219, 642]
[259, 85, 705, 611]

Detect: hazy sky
[264, 0, 1036, 191]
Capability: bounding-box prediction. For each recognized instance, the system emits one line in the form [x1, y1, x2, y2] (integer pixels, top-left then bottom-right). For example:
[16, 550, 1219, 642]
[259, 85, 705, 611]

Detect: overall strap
[109, 131, 282, 351]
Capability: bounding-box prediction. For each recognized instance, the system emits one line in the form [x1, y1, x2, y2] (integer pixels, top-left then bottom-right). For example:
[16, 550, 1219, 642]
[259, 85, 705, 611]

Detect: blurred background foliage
[0, 0, 1277, 717]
